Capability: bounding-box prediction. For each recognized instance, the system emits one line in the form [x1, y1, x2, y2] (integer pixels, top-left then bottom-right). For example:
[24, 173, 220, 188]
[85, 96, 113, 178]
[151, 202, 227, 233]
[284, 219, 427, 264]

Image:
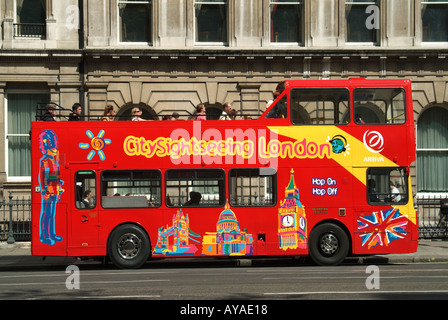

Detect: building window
[270, 0, 303, 44]
[417, 106, 448, 192]
[15, 0, 46, 39]
[6, 92, 49, 180]
[118, 0, 152, 43]
[194, 0, 228, 43]
[345, 0, 379, 44]
[422, 0, 448, 42]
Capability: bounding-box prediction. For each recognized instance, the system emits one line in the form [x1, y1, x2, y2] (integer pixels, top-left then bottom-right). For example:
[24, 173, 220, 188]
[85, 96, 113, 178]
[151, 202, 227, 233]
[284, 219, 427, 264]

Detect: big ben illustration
[278, 169, 307, 250]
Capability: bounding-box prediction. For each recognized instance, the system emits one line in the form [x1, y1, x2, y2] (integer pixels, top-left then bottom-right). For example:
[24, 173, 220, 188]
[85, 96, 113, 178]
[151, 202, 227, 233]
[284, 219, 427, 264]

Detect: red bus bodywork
[31, 79, 418, 267]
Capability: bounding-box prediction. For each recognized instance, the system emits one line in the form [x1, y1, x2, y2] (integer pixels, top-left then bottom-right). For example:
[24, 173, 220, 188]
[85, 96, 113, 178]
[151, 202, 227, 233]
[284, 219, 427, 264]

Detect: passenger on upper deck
[131, 107, 148, 121]
[68, 103, 83, 121]
[41, 105, 57, 121]
[267, 90, 280, 108]
[101, 105, 115, 121]
[219, 102, 232, 120]
[195, 104, 206, 121]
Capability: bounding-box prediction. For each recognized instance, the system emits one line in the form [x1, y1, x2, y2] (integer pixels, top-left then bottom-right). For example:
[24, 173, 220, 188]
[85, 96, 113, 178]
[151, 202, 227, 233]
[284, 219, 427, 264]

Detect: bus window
[165, 169, 225, 207]
[291, 88, 350, 125]
[101, 170, 161, 208]
[75, 171, 96, 209]
[229, 168, 277, 206]
[367, 167, 408, 205]
[354, 88, 406, 124]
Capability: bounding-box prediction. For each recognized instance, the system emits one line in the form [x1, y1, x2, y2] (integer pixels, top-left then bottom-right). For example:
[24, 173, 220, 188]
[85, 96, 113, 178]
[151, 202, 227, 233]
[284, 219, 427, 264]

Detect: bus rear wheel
[309, 223, 349, 266]
[107, 224, 150, 269]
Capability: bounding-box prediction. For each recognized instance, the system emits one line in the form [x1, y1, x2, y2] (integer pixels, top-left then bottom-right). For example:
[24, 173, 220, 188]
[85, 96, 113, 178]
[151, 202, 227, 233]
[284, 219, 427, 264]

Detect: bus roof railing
[35, 102, 262, 121]
[36, 102, 73, 121]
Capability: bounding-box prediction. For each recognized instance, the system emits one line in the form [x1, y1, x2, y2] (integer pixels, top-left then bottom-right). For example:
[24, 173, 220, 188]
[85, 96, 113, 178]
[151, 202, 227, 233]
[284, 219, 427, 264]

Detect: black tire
[309, 223, 349, 266]
[107, 224, 150, 269]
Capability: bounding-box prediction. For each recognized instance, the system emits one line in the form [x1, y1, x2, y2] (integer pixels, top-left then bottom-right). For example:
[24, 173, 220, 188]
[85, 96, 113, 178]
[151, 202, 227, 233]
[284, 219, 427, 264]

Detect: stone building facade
[0, 0, 447, 198]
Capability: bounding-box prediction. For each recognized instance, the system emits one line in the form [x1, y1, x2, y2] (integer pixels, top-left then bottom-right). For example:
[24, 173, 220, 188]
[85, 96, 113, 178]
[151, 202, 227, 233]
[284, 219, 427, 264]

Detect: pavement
[0, 239, 447, 269]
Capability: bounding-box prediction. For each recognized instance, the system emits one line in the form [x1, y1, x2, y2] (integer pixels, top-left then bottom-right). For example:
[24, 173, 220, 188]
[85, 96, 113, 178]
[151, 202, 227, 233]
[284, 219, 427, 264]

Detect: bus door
[69, 164, 101, 255]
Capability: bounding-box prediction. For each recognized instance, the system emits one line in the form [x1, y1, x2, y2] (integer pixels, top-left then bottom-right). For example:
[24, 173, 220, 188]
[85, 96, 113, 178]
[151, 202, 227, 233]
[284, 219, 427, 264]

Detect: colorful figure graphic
[153, 209, 200, 256]
[278, 169, 307, 250]
[357, 207, 408, 249]
[202, 203, 253, 256]
[327, 135, 350, 156]
[79, 130, 111, 161]
[38, 130, 64, 245]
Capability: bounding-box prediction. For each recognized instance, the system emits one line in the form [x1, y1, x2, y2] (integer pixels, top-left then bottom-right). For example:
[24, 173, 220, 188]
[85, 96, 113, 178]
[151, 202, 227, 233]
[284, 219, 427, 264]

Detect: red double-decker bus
[31, 78, 418, 268]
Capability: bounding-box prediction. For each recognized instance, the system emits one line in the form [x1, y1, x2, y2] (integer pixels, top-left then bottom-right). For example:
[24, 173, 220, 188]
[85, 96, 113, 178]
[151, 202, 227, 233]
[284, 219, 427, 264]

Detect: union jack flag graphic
[357, 207, 408, 249]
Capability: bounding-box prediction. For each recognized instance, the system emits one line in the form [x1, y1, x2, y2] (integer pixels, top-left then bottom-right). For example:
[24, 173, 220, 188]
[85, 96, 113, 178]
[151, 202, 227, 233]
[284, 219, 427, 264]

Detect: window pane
[417, 106, 448, 192]
[229, 168, 276, 206]
[75, 171, 96, 209]
[17, 0, 46, 23]
[422, 1, 448, 42]
[418, 151, 448, 192]
[15, 0, 46, 38]
[119, 1, 152, 42]
[166, 169, 225, 207]
[367, 167, 408, 205]
[195, 1, 227, 42]
[353, 88, 406, 124]
[7, 93, 49, 177]
[346, 0, 378, 43]
[101, 170, 161, 208]
[270, 1, 303, 43]
[8, 136, 31, 177]
[291, 88, 350, 125]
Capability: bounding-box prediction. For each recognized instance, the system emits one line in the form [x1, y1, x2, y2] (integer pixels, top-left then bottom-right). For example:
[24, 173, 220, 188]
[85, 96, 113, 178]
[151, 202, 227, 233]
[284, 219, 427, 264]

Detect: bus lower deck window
[101, 170, 162, 208]
[165, 169, 225, 207]
[229, 168, 277, 206]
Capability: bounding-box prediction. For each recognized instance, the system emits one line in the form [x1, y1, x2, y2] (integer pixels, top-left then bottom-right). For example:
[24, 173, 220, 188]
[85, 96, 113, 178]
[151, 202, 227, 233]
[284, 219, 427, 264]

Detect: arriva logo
[363, 130, 384, 153]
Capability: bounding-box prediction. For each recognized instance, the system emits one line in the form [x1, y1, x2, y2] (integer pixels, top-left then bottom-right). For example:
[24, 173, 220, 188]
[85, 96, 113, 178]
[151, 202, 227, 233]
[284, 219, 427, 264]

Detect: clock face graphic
[282, 215, 294, 228]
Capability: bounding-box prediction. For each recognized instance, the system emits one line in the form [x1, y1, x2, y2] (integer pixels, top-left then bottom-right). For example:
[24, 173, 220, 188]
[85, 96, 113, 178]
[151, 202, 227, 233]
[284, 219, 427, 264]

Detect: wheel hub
[117, 233, 141, 259]
[319, 233, 339, 255]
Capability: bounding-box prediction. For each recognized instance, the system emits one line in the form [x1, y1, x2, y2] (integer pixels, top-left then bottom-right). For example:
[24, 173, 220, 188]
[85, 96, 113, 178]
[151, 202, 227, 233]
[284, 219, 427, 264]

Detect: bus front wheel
[309, 223, 349, 266]
[107, 224, 150, 269]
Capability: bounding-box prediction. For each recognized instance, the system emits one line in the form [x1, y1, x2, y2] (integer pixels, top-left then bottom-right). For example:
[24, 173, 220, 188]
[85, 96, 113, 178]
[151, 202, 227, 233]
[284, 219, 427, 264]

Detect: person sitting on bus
[195, 104, 206, 121]
[229, 109, 237, 120]
[266, 90, 280, 108]
[82, 190, 93, 208]
[68, 103, 83, 121]
[131, 107, 148, 121]
[101, 104, 115, 121]
[355, 114, 365, 124]
[390, 182, 402, 202]
[184, 191, 202, 206]
[219, 102, 232, 120]
[41, 105, 57, 121]
[367, 179, 379, 202]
